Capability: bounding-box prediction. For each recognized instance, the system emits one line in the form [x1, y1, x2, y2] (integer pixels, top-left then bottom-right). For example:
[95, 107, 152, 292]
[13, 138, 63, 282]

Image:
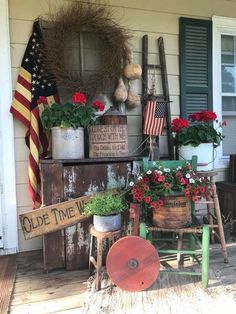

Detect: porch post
[0, 0, 18, 253]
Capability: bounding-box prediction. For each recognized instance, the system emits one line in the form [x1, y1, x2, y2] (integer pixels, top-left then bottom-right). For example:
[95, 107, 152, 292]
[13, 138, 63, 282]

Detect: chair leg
[212, 184, 228, 263]
[139, 222, 148, 239]
[201, 225, 210, 288]
[96, 237, 103, 291]
[189, 233, 196, 262]
[177, 232, 184, 268]
[89, 235, 94, 276]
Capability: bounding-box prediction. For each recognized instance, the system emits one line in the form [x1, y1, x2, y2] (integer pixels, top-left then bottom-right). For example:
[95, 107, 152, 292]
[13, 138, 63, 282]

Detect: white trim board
[0, 0, 18, 252]
[212, 15, 236, 169]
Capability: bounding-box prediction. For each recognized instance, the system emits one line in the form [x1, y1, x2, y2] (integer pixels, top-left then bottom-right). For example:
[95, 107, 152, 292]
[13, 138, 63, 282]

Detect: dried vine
[41, 1, 131, 95]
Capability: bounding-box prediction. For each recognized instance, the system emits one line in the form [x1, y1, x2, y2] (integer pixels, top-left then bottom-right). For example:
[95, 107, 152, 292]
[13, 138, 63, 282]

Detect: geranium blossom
[72, 92, 87, 104]
[92, 100, 105, 112]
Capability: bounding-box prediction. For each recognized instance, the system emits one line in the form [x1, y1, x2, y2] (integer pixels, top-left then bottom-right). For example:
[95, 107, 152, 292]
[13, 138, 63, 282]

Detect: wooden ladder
[142, 35, 174, 160]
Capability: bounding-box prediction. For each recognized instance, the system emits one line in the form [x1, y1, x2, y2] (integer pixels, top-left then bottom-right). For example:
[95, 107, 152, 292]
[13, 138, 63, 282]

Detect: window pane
[222, 65, 235, 92]
[221, 35, 235, 92]
[221, 35, 236, 155]
[222, 96, 236, 112]
[222, 115, 236, 155]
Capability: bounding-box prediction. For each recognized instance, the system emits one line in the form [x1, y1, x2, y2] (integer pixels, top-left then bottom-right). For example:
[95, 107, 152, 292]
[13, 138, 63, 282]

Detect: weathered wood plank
[14, 272, 88, 293]
[11, 282, 87, 305]
[10, 293, 87, 314]
[41, 162, 65, 271]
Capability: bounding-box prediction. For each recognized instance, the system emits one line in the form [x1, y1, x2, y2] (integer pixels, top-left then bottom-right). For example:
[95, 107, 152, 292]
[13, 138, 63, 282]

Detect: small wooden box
[89, 124, 129, 158]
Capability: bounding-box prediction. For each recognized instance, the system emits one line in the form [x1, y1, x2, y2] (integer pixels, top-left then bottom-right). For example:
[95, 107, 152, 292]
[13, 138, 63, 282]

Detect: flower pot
[179, 143, 214, 171]
[51, 127, 84, 159]
[93, 214, 121, 232]
[152, 196, 191, 229]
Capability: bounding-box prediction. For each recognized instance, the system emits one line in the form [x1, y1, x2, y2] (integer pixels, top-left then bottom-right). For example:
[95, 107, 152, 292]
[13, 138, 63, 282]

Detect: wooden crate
[216, 181, 236, 234]
[40, 157, 140, 271]
[89, 125, 128, 158]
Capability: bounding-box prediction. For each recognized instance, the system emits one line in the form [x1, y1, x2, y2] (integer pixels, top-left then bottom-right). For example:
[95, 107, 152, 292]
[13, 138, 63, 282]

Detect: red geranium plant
[130, 162, 212, 210]
[41, 91, 106, 130]
[171, 110, 225, 147]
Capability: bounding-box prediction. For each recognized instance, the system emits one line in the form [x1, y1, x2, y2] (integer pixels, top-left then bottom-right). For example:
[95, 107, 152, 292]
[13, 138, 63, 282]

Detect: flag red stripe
[14, 90, 31, 110]
[38, 119, 49, 153]
[10, 106, 30, 129]
[28, 182, 41, 207]
[17, 75, 31, 90]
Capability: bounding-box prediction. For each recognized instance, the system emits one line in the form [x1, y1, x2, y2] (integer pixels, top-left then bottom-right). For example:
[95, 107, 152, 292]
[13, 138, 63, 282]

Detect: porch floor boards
[8, 242, 236, 314]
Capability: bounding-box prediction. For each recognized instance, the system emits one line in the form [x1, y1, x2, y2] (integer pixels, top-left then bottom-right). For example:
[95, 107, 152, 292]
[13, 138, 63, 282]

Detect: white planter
[93, 214, 121, 232]
[51, 127, 84, 159]
[179, 143, 214, 171]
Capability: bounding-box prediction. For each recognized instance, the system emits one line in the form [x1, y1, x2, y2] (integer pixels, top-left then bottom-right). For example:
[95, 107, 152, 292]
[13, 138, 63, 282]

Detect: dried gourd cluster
[113, 45, 142, 109]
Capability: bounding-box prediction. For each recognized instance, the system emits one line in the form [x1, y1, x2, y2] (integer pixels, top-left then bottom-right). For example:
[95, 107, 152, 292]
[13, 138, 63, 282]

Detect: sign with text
[20, 195, 92, 240]
[89, 124, 128, 158]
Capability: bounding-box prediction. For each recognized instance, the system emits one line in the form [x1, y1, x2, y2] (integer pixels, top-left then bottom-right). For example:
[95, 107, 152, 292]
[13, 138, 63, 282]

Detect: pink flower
[157, 199, 164, 207]
[92, 100, 105, 112]
[164, 182, 170, 189]
[72, 92, 87, 104]
[158, 175, 165, 182]
[200, 186, 206, 193]
[143, 175, 149, 183]
[176, 172, 183, 178]
[144, 196, 151, 204]
[150, 202, 156, 209]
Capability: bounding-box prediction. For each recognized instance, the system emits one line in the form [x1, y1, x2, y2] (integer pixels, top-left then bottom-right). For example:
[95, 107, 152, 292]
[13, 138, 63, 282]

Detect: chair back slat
[143, 155, 197, 172]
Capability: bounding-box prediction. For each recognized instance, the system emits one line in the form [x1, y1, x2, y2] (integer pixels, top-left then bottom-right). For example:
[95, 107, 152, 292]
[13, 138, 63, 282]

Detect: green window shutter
[179, 17, 212, 118]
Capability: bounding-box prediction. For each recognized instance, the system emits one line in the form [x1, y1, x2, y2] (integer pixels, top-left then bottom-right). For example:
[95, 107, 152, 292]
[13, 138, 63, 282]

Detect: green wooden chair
[138, 156, 210, 288]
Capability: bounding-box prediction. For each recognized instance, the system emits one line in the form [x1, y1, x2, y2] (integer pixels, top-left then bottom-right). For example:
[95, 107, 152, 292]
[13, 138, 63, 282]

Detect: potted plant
[41, 92, 105, 159]
[171, 111, 226, 170]
[84, 192, 127, 232]
[129, 162, 212, 228]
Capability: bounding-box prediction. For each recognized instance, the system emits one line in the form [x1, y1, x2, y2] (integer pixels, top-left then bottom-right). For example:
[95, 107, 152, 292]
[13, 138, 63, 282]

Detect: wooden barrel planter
[152, 196, 191, 229]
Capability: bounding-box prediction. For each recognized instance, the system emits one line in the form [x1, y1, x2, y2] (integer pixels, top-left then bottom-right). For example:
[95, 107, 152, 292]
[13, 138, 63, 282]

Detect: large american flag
[10, 21, 59, 208]
[143, 100, 166, 135]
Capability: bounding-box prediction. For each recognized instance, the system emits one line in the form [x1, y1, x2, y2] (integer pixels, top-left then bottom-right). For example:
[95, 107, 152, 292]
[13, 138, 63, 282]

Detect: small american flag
[10, 21, 59, 208]
[143, 100, 167, 135]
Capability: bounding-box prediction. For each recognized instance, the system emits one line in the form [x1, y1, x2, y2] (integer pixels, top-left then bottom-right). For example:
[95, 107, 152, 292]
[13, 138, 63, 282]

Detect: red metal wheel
[106, 236, 160, 292]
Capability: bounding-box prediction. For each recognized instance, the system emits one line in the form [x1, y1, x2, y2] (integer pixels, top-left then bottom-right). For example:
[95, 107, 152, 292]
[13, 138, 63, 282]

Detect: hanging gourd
[113, 77, 128, 103]
[123, 46, 142, 80]
[125, 89, 140, 109]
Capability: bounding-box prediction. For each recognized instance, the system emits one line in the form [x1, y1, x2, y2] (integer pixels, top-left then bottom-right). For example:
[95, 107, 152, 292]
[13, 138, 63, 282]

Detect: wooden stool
[197, 170, 228, 263]
[89, 226, 122, 291]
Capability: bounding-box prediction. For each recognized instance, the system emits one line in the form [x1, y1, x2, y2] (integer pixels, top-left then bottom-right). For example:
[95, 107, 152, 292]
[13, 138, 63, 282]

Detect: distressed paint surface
[42, 160, 135, 270]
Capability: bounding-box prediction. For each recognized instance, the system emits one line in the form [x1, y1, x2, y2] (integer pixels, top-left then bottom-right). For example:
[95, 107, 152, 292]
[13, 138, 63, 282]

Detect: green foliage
[41, 103, 97, 130]
[84, 192, 127, 216]
[173, 123, 224, 147]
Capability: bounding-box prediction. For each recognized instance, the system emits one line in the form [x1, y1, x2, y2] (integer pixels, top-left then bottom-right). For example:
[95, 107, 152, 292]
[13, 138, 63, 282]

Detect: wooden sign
[89, 124, 128, 158]
[20, 195, 92, 240]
